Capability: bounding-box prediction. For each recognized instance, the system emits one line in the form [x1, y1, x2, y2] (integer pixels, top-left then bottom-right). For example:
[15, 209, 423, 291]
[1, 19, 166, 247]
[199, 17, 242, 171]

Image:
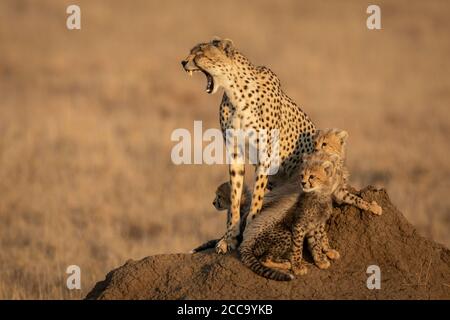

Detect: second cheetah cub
[312, 129, 382, 215]
[190, 182, 251, 253]
[239, 158, 340, 280]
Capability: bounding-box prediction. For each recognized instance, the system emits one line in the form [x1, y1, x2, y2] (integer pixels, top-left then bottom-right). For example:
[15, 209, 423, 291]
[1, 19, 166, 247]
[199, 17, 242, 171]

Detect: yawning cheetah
[182, 38, 316, 254]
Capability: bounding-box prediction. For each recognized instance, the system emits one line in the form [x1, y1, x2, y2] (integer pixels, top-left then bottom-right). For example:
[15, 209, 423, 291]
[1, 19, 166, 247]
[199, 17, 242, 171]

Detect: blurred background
[0, 0, 449, 299]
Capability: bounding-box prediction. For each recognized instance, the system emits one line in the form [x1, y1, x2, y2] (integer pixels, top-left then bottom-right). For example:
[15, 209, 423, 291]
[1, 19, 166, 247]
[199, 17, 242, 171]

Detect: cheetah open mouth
[185, 68, 214, 94]
[203, 70, 215, 94]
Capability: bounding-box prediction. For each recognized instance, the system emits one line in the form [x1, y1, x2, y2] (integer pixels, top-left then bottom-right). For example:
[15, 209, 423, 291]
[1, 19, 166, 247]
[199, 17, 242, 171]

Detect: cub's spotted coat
[312, 129, 382, 215]
[190, 178, 290, 253]
[239, 158, 340, 281]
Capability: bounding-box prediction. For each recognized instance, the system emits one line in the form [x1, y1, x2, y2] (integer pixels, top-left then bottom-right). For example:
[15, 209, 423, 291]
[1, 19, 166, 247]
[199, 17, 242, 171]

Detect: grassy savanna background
[0, 0, 449, 299]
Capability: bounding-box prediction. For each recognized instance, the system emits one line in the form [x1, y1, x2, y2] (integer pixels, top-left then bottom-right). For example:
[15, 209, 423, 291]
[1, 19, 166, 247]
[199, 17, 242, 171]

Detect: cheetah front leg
[306, 228, 330, 270]
[245, 168, 269, 226]
[245, 131, 275, 225]
[334, 187, 382, 215]
[290, 226, 308, 276]
[307, 223, 340, 269]
[317, 226, 340, 261]
[216, 163, 245, 254]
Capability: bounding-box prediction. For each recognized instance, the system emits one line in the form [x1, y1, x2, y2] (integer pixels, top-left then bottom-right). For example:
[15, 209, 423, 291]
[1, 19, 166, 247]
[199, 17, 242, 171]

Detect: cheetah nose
[301, 182, 307, 187]
[181, 60, 188, 68]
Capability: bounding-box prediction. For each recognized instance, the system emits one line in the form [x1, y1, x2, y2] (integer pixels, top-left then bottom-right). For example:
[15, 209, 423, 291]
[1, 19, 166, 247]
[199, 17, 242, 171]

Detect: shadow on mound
[86, 186, 450, 300]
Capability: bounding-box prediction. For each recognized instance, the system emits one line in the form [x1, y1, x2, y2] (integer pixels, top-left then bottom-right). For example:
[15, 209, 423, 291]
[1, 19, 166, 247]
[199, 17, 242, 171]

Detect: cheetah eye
[322, 142, 327, 147]
[309, 175, 315, 180]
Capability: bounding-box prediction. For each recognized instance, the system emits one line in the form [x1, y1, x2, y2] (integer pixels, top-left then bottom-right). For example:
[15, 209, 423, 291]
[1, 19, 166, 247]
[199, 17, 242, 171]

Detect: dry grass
[0, 0, 449, 299]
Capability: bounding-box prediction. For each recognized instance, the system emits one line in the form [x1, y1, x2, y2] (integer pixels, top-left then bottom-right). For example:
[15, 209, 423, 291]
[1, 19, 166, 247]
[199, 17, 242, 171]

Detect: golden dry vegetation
[0, 0, 449, 299]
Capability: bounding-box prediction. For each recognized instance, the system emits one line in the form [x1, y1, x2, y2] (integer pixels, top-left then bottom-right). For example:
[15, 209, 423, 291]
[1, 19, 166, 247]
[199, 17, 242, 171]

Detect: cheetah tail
[239, 247, 294, 281]
[190, 239, 220, 253]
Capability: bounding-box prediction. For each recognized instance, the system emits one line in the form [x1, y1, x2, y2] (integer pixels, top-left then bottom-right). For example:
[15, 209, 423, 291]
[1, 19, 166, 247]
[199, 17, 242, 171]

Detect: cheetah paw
[215, 238, 237, 254]
[369, 201, 382, 215]
[292, 263, 308, 276]
[215, 239, 229, 254]
[316, 259, 331, 270]
[326, 249, 340, 260]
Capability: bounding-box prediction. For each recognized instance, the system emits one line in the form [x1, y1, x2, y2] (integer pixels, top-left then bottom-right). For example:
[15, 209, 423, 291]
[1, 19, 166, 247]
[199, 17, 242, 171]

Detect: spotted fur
[182, 38, 316, 254]
[239, 158, 340, 280]
[311, 129, 382, 215]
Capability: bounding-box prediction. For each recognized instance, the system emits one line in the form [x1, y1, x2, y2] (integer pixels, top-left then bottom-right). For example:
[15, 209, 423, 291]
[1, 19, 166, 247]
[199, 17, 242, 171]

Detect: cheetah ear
[221, 38, 235, 56]
[336, 130, 348, 143]
[322, 160, 334, 177]
[211, 37, 234, 56]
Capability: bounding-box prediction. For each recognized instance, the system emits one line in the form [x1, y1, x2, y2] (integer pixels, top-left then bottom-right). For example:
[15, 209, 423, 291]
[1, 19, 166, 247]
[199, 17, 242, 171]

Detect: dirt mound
[86, 187, 450, 300]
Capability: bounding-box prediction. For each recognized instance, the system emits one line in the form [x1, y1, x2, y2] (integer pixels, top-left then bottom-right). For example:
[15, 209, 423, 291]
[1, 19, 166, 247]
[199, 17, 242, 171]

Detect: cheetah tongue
[205, 72, 214, 94]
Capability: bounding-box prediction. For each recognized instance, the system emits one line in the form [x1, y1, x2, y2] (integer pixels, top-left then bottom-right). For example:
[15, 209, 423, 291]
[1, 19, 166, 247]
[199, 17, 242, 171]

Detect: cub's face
[212, 182, 231, 210]
[299, 160, 334, 193]
[181, 38, 235, 94]
[314, 129, 348, 158]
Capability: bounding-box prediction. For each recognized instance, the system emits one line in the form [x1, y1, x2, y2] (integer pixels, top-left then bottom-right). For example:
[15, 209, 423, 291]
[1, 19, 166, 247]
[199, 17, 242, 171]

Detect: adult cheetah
[182, 38, 316, 253]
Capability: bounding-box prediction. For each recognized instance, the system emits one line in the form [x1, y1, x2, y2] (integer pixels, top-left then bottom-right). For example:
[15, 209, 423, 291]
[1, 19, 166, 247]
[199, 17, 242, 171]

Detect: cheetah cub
[239, 158, 340, 281]
[289, 157, 341, 276]
[191, 179, 294, 253]
[312, 129, 382, 215]
[190, 182, 251, 253]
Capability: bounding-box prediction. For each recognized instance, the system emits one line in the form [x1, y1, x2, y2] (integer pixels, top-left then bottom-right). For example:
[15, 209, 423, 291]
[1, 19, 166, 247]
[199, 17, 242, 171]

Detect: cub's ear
[301, 152, 312, 162]
[312, 130, 322, 140]
[322, 160, 334, 177]
[218, 181, 231, 194]
[336, 130, 349, 143]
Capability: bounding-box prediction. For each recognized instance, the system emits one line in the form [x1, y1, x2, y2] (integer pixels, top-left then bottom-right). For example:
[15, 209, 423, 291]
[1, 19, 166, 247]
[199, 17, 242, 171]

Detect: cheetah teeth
[186, 70, 201, 76]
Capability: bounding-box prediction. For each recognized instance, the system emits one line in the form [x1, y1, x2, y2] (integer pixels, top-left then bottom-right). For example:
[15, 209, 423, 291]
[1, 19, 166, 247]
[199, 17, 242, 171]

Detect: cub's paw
[369, 201, 382, 215]
[292, 263, 308, 276]
[315, 259, 331, 270]
[325, 249, 340, 260]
